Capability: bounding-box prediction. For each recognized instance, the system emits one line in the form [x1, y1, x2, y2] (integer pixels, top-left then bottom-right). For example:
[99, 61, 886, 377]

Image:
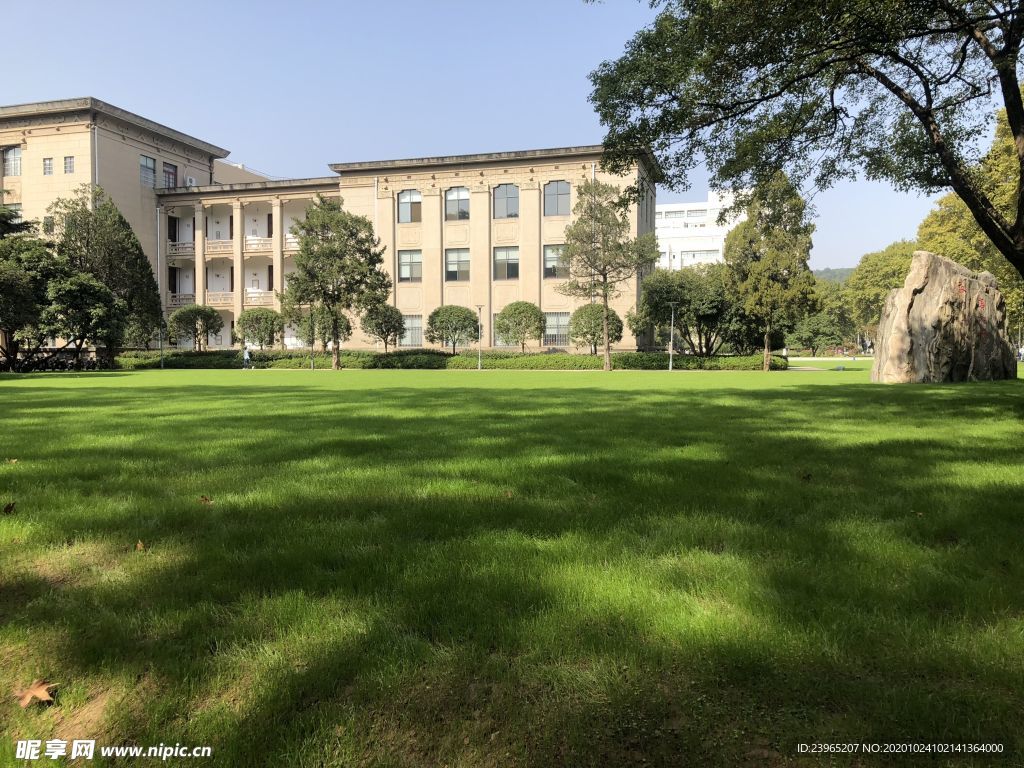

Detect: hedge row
[116, 349, 787, 371]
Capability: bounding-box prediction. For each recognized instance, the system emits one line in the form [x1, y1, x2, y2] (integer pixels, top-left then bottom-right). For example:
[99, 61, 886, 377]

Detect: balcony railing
[207, 291, 234, 307]
[285, 234, 299, 251]
[245, 236, 272, 252]
[167, 292, 195, 308]
[206, 240, 233, 255]
[245, 290, 274, 306]
[168, 241, 194, 257]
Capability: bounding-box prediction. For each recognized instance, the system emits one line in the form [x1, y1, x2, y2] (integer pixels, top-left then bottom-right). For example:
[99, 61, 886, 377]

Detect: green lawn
[2, 369, 1023, 766]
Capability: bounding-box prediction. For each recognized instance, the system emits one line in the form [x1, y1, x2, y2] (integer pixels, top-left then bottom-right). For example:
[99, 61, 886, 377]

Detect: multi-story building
[0, 98, 263, 255]
[654, 191, 743, 270]
[2, 98, 659, 351]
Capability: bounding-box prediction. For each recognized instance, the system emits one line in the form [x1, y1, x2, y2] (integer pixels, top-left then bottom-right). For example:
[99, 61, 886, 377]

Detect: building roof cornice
[328, 145, 608, 175]
[0, 97, 229, 158]
[156, 176, 339, 197]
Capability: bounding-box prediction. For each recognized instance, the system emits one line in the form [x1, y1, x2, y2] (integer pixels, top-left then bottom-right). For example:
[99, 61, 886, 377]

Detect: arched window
[492, 184, 519, 219]
[397, 189, 421, 223]
[445, 187, 470, 221]
[544, 180, 571, 216]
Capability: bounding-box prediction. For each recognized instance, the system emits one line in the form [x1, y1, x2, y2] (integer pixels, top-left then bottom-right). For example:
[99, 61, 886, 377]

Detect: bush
[116, 348, 788, 371]
[448, 351, 603, 369]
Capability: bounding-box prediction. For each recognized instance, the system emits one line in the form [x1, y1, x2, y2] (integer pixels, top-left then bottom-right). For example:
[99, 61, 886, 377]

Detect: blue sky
[6, 0, 937, 268]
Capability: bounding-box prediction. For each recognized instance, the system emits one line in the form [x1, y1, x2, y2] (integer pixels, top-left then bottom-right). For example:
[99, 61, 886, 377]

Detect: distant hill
[813, 267, 855, 284]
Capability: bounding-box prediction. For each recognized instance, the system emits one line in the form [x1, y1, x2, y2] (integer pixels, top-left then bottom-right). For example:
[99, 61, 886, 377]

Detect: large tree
[629, 264, 732, 355]
[425, 305, 479, 353]
[723, 175, 816, 370]
[844, 240, 916, 340]
[40, 274, 122, 368]
[494, 301, 545, 352]
[917, 105, 1024, 343]
[0, 237, 74, 370]
[591, 0, 1024, 282]
[282, 195, 390, 370]
[559, 178, 659, 370]
[49, 186, 161, 348]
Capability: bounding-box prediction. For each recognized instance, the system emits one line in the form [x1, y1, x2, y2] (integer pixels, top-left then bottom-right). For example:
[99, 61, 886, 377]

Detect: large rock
[872, 251, 1017, 383]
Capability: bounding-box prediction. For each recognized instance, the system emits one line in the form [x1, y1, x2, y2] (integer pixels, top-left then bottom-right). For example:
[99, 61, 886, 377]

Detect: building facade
[2, 99, 659, 351]
[654, 191, 743, 270]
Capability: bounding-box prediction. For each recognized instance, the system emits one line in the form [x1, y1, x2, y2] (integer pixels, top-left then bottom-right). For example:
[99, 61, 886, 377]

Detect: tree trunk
[331, 317, 340, 370]
[762, 328, 772, 372]
[602, 293, 612, 372]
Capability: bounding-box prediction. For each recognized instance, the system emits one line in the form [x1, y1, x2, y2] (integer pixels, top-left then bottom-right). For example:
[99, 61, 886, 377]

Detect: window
[445, 187, 469, 221]
[492, 313, 516, 347]
[543, 312, 570, 346]
[543, 181, 570, 216]
[687, 209, 707, 218]
[493, 247, 519, 280]
[163, 162, 178, 189]
[492, 184, 519, 219]
[445, 248, 470, 281]
[139, 155, 156, 187]
[543, 245, 568, 279]
[398, 250, 422, 282]
[64, 156, 75, 174]
[42, 215, 54, 235]
[400, 315, 422, 347]
[42, 157, 53, 176]
[4, 203, 22, 223]
[397, 189, 421, 223]
[3, 146, 21, 176]
[665, 210, 685, 219]
[655, 211, 663, 219]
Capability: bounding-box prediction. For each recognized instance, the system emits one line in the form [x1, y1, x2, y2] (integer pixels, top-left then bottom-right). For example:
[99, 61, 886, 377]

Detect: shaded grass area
[1, 369, 1023, 766]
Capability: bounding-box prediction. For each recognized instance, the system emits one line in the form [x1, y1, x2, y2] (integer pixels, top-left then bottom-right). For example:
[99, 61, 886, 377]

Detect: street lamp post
[475, 304, 483, 371]
[667, 301, 678, 372]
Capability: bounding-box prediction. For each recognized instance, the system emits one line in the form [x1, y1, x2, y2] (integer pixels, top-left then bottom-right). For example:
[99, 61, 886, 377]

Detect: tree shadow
[2, 376, 1023, 765]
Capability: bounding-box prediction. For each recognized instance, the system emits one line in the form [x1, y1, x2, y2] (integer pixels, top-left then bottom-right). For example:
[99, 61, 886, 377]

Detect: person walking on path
[243, 347, 251, 370]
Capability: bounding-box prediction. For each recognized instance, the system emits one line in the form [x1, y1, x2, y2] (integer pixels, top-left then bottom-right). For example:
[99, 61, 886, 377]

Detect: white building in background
[655, 191, 744, 270]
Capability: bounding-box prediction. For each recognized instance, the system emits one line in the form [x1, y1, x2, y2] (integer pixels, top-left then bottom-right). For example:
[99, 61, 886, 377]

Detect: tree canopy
[49, 186, 161, 347]
[494, 301, 545, 353]
[845, 240, 916, 338]
[426, 305, 479, 353]
[236, 308, 285, 349]
[168, 305, 224, 352]
[591, 0, 1024, 281]
[283, 195, 390, 369]
[917, 104, 1024, 342]
[559, 178, 659, 369]
[723, 174, 816, 369]
[570, 303, 623, 355]
[360, 303, 405, 353]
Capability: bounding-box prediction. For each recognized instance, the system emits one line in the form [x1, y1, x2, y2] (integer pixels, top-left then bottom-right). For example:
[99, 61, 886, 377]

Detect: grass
[1, 368, 1023, 766]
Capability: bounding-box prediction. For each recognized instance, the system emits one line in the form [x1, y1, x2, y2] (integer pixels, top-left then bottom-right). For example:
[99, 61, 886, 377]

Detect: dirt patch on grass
[54, 688, 114, 741]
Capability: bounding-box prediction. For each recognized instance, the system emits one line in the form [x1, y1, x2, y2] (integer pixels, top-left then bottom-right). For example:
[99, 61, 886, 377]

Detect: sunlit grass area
[2, 369, 1023, 766]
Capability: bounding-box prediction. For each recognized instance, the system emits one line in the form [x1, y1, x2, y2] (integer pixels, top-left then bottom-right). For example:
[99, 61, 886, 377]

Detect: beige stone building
[2, 98, 659, 351]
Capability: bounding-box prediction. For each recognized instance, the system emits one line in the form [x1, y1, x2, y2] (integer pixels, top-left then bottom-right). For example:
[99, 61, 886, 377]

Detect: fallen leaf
[2, 502, 15, 515]
[199, 495, 213, 505]
[135, 540, 145, 552]
[15, 679, 56, 708]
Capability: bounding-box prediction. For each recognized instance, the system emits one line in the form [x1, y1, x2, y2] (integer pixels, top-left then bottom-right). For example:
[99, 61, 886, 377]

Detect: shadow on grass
[2, 377, 1023, 766]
